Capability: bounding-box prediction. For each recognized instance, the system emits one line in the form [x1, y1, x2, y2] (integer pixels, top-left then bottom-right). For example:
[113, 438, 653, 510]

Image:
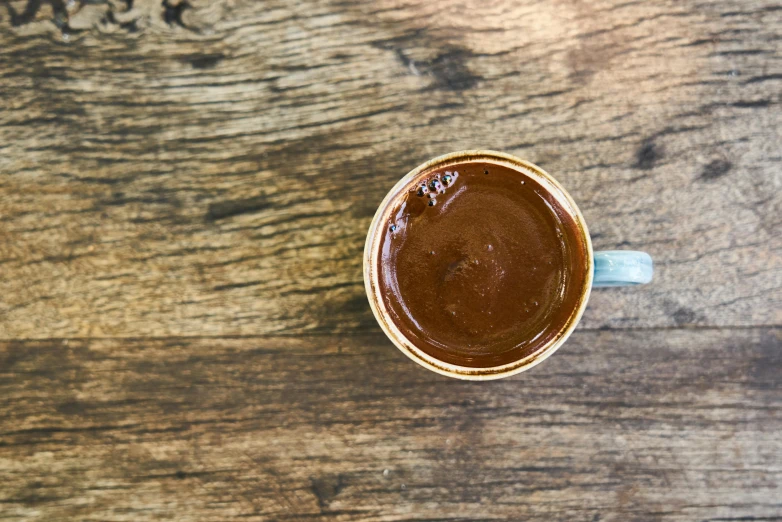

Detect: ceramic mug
[364, 150, 653, 380]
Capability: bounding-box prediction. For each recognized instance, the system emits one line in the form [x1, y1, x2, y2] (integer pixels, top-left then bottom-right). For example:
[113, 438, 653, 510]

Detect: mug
[364, 150, 653, 380]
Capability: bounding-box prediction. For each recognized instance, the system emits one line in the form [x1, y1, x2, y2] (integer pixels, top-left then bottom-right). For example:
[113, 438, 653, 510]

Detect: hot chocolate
[376, 159, 589, 369]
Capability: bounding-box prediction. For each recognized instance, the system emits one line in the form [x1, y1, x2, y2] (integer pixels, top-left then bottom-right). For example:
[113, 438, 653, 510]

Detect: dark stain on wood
[311, 474, 344, 508]
[184, 53, 225, 69]
[744, 74, 782, 85]
[748, 331, 782, 387]
[3, 0, 65, 27]
[2, 0, 141, 35]
[103, 1, 138, 33]
[428, 46, 481, 91]
[205, 195, 271, 222]
[732, 99, 773, 108]
[673, 307, 697, 325]
[634, 138, 662, 170]
[700, 159, 733, 181]
[162, 0, 190, 29]
[375, 30, 480, 91]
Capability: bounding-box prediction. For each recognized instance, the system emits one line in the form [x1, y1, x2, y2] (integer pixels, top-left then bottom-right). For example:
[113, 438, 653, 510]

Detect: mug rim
[363, 150, 594, 380]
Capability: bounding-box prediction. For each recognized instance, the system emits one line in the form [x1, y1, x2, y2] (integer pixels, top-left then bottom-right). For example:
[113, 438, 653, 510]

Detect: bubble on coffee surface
[388, 169, 461, 241]
[415, 171, 457, 202]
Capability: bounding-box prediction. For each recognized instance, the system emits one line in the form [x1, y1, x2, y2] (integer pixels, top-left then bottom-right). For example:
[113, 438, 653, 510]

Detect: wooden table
[1, 1, 780, 520]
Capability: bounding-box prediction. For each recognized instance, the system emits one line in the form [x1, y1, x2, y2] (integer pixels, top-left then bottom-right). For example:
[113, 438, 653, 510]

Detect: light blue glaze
[593, 251, 653, 287]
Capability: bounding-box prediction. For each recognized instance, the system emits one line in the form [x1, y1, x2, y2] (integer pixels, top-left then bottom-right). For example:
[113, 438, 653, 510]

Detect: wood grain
[1, 0, 780, 338]
[1, 329, 780, 521]
[1, 1, 781, 520]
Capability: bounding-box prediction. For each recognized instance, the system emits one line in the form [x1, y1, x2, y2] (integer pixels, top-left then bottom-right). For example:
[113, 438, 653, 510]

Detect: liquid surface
[377, 161, 589, 368]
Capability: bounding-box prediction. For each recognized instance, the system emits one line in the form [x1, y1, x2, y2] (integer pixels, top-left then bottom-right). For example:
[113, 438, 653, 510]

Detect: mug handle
[593, 251, 653, 287]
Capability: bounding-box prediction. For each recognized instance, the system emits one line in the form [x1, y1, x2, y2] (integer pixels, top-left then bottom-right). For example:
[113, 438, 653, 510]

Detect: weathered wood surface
[1, 0, 780, 337]
[1, 329, 780, 521]
[1, 0, 781, 520]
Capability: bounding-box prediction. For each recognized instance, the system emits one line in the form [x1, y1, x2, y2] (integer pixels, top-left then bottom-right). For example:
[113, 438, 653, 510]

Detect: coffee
[376, 159, 589, 369]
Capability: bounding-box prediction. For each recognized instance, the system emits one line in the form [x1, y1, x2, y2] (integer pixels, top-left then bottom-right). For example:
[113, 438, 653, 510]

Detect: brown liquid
[377, 161, 589, 368]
